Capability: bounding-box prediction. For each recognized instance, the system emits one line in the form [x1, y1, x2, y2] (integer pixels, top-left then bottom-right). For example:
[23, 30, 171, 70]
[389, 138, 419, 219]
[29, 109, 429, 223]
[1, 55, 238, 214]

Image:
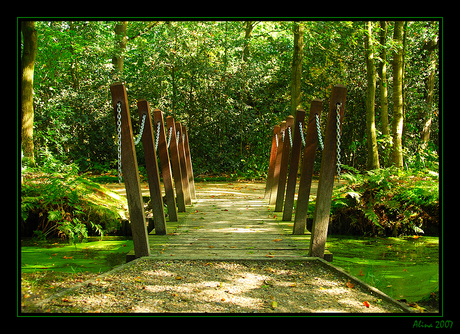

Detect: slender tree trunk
[378, 21, 389, 137]
[290, 21, 304, 116]
[112, 21, 127, 78]
[240, 21, 255, 156]
[21, 21, 37, 166]
[391, 21, 405, 168]
[421, 28, 438, 149]
[364, 21, 380, 170]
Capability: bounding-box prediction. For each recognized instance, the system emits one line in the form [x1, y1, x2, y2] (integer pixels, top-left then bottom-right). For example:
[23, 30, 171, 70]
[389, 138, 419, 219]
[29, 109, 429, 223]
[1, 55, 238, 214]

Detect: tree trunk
[391, 21, 405, 168]
[378, 21, 389, 137]
[21, 21, 37, 166]
[421, 27, 438, 149]
[290, 21, 304, 115]
[364, 21, 380, 170]
[112, 21, 127, 78]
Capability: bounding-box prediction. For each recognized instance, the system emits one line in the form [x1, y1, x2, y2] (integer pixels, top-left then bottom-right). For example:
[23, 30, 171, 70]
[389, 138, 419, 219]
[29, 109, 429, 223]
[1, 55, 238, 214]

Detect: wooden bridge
[126, 182, 332, 262]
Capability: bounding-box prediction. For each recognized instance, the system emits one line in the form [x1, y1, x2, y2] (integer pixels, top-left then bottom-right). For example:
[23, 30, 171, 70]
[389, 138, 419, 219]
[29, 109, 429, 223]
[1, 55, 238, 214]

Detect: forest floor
[24, 181, 411, 314]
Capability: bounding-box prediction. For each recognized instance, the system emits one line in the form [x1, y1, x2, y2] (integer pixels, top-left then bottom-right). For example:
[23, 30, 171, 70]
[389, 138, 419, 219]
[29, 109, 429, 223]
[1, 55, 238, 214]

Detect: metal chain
[336, 103, 343, 181]
[299, 121, 306, 146]
[167, 126, 173, 148]
[287, 126, 293, 147]
[116, 102, 122, 184]
[315, 113, 324, 151]
[134, 113, 147, 146]
[155, 121, 161, 151]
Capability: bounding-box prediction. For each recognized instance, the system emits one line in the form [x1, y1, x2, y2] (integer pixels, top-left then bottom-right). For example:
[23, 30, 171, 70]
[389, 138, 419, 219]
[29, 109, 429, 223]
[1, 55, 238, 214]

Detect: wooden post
[275, 115, 294, 212]
[153, 109, 178, 222]
[176, 122, 191, 205]
[293, 99, 323, 234]
[309, 85, 347, 258]
[166, 116, 186, 212]
[137, 100, 167, 235]
[265, 125, 280, 199]
[282, 109, 305, 221]
[182, 126, 196, 200]
[110, 83, 150, 258]
[270, 121, 285, 205]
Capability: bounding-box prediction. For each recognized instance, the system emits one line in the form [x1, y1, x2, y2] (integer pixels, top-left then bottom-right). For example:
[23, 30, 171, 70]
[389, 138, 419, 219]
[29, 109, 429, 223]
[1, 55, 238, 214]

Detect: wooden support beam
[283, 109, 305, 221]
[270, 121, 285, 205]
[137, 100, 167, 235]
[293, 99, 323, 234]
[310, 85, 347, 258]
[166, 116, 186, 212]
[153, 109, 178, 222]
[265, 125, 280, 199]
[182, 126, 196, 200]
[176, 122, 191, 205]
[275, 115, 294, 212]
[110, 83, 150, 258]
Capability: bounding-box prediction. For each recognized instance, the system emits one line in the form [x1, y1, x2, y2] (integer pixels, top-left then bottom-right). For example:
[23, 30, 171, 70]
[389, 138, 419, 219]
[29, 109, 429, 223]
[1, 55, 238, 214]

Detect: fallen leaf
[271, 301, 278, 309]
[62, 298, 71, 302]
[403, 268, 408, 272]
[175, 276, 183, 280]
[346, 280, 354, 289]
[271, 239, 283, 242]
[359, 269, 364, 276]
[209, 246, 214, 248]
[363, 301, 370, 308]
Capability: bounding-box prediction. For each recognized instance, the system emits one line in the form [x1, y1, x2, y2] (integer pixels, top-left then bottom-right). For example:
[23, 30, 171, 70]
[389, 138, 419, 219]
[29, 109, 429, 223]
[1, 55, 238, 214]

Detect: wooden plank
[265, 125, 280, 199]
[166, 116, 186, 212]
[110, 83, 150, 258]
[182, 126, 196, 200]
[137, 100, 167, 235]
[153, 108, 178, 222]
[176, 122, 192, 205]
[309, 84, 347, 258]
[275, 115, 294, 212]
[269, 121, 285, 205]
[282, 109, 305, 221]
[293, 99, 323, 234]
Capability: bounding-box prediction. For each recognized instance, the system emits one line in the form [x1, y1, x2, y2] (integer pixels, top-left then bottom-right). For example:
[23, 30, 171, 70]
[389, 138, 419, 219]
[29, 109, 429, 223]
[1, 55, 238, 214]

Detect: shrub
[325, 167, 439, 236]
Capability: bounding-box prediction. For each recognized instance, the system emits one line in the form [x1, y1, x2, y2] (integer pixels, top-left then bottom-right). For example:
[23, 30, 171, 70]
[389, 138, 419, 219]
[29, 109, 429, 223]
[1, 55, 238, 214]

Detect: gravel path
[36, 258, 407, 313]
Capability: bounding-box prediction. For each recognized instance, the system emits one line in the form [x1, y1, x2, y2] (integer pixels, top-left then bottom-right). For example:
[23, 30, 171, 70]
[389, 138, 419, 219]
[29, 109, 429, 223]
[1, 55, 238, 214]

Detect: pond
[325, 235, 439, 303]
[20, 236, 134, 273]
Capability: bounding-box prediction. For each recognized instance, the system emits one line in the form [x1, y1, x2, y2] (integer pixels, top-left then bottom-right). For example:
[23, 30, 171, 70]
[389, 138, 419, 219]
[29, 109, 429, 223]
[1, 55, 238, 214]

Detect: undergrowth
[21, 163, 129, 243]
[325, 166, 439, 236]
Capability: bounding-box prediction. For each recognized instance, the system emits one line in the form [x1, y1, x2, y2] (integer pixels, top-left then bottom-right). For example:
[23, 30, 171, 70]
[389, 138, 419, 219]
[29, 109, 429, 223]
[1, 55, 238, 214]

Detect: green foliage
[326, 167, 439, 236]
[28, 21, 439, 176]
[21, 160, 128, 241]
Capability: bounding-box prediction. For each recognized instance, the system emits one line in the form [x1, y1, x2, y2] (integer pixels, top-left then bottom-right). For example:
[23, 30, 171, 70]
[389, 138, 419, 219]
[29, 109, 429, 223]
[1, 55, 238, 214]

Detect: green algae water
[325, 235, 439, 303]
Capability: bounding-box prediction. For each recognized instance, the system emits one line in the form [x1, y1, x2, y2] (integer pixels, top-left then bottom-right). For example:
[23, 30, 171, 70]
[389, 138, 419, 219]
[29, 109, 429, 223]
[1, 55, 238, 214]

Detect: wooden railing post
[310, 85, 347, 258]
[137, 100, 167, 235]
[282, 109, 305, 221]
[153, 109, 178, 222]
[166, 116, 186, 212]
[182, 126, 196, 200]
[275, 115, 294, 212]
[176, 122, 192, 205]
[270, 121, 286, 205]
[265, 125, 280, 199]
[293, 99, 323, 234]
[110, 83, 150, 258]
